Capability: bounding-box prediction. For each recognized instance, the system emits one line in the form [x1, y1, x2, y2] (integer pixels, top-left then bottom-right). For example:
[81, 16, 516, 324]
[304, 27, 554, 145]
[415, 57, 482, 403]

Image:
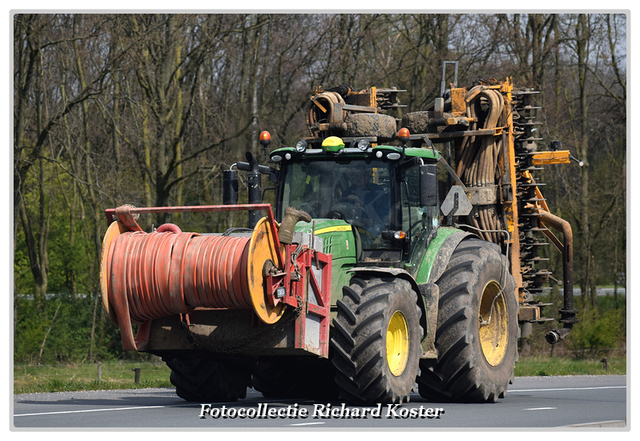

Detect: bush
[518, 290, 626, 359]
[13, 294, 131, 364]
[568, 307, 626, 358]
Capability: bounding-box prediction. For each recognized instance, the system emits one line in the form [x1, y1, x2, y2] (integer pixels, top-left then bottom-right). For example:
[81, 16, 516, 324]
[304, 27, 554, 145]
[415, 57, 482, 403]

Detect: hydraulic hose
[456, 87, 504, 244]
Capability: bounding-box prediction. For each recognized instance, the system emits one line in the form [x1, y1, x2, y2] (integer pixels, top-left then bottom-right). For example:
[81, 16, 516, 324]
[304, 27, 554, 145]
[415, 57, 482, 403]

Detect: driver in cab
[341, 166, 389, 236]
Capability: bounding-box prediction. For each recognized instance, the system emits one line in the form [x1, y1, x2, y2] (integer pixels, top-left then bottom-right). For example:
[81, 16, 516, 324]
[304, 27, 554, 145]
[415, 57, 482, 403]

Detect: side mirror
[419, 164, 438, 206]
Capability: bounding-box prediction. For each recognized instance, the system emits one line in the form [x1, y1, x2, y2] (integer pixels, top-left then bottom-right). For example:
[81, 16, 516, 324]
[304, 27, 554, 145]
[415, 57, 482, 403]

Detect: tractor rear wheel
[331, 276, 422, 405]
[417, 238, 517, 403]
[166, 357, 251, 402]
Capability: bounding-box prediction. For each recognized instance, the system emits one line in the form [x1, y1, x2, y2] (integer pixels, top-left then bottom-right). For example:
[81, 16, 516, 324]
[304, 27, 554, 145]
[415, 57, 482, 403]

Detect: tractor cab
[270, 136, 440, 273]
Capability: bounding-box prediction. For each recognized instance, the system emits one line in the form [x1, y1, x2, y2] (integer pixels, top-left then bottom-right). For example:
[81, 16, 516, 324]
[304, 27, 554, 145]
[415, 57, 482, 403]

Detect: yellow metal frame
[100, 220, 128, 325]
[531, 150, 571, 165]
[499, 79, 524, 301]
[247, 217, 286, 324]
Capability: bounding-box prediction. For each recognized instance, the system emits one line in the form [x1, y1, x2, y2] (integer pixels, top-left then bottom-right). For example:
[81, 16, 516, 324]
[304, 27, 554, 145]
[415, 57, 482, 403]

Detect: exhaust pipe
[539, 210, 578, 344]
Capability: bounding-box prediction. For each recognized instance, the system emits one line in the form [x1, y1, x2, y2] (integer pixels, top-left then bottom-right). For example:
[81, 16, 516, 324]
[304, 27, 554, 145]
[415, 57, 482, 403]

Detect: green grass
[14, 356, 626, 394]
[514, 356, 626, 377]
[14, 360, 172, 394]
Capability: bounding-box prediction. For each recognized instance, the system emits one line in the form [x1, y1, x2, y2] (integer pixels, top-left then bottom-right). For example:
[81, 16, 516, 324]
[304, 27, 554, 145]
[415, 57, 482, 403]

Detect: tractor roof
[270, 138, 440, 164]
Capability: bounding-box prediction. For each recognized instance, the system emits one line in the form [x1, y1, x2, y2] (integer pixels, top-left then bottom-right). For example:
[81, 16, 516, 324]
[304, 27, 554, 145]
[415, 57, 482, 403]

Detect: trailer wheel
[252, 357, 339, 400]
[166, 357, 251, 402]
[417, 238, 517, 403]
[331, 276, 422, 405]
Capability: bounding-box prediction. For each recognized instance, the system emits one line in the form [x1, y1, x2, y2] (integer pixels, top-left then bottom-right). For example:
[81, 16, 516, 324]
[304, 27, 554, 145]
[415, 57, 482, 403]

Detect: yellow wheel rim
[479, 281, 509, 366]
[386, 310, 410, 376]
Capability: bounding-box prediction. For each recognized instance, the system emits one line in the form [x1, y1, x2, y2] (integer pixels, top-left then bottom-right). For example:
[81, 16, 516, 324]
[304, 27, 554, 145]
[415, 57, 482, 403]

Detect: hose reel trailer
[100, 204, 332, 357]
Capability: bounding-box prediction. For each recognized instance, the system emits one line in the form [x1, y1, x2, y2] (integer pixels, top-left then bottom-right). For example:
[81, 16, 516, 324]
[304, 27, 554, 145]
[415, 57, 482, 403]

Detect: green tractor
[100, 74, 577, 405]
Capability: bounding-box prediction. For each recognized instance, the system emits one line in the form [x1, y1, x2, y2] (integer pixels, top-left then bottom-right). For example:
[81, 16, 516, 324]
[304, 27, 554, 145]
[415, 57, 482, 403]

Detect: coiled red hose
[105, 228, 253, 326]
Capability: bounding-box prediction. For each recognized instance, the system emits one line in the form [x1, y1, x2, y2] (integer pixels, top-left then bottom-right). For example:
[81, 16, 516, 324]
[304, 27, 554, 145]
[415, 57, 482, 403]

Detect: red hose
[105, 229, 254, 328]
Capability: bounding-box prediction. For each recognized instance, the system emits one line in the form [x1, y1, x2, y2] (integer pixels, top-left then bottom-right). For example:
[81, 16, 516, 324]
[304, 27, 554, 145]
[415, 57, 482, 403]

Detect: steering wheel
[333, 197, 370, 225]
[324, 208, 383, 249]
[326, 210, 346, 220]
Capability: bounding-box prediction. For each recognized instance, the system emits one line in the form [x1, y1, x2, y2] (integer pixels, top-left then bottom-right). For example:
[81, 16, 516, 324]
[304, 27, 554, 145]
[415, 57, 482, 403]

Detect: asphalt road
[13, 375, 626, 430]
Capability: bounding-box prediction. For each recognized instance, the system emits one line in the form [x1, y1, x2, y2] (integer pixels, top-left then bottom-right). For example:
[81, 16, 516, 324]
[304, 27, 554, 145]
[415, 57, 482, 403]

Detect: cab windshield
[281, 159, 391, 249]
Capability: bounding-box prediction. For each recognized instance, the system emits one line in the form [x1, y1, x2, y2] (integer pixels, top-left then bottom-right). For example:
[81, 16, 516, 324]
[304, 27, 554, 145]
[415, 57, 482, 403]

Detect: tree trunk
[576, 14, 594, 309]
[39, 302, 61, 360]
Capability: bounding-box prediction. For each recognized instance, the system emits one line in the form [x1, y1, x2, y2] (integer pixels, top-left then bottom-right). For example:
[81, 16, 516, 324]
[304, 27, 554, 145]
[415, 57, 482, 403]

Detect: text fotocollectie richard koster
[199, 403, 445, 420]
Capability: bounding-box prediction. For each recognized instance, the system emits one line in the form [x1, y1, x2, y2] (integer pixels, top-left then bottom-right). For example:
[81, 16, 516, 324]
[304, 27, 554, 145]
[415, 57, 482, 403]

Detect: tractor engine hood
[293, 219, 358, 262]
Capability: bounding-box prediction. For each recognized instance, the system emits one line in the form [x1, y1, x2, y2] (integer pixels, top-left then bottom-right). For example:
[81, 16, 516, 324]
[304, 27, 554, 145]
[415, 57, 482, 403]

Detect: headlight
[394, 230, 406, 240]
[387, 152, 401, 160]
[357, 139, 370, 151]
[295, 139, 308, 153]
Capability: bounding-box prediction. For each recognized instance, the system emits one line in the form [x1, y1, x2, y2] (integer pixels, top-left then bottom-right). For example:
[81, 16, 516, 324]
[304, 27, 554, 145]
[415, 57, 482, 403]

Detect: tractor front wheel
[331, 276, 422, 405]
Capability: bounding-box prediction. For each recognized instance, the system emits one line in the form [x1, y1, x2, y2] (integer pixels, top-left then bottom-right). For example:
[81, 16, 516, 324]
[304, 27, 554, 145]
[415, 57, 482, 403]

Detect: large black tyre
[166, 357, 251, 402]
[331, 276, 423, 405]
[252, 356, 339, 400]
[417, 238, 517, 403]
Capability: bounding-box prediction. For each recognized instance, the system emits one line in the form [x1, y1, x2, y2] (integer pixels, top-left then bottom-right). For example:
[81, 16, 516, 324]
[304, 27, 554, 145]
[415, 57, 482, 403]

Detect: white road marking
[290, 421, 326, 426]
[15, 403, 194, 417]
[509, 385, 625, 393]
[523, 407, 557, 411]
